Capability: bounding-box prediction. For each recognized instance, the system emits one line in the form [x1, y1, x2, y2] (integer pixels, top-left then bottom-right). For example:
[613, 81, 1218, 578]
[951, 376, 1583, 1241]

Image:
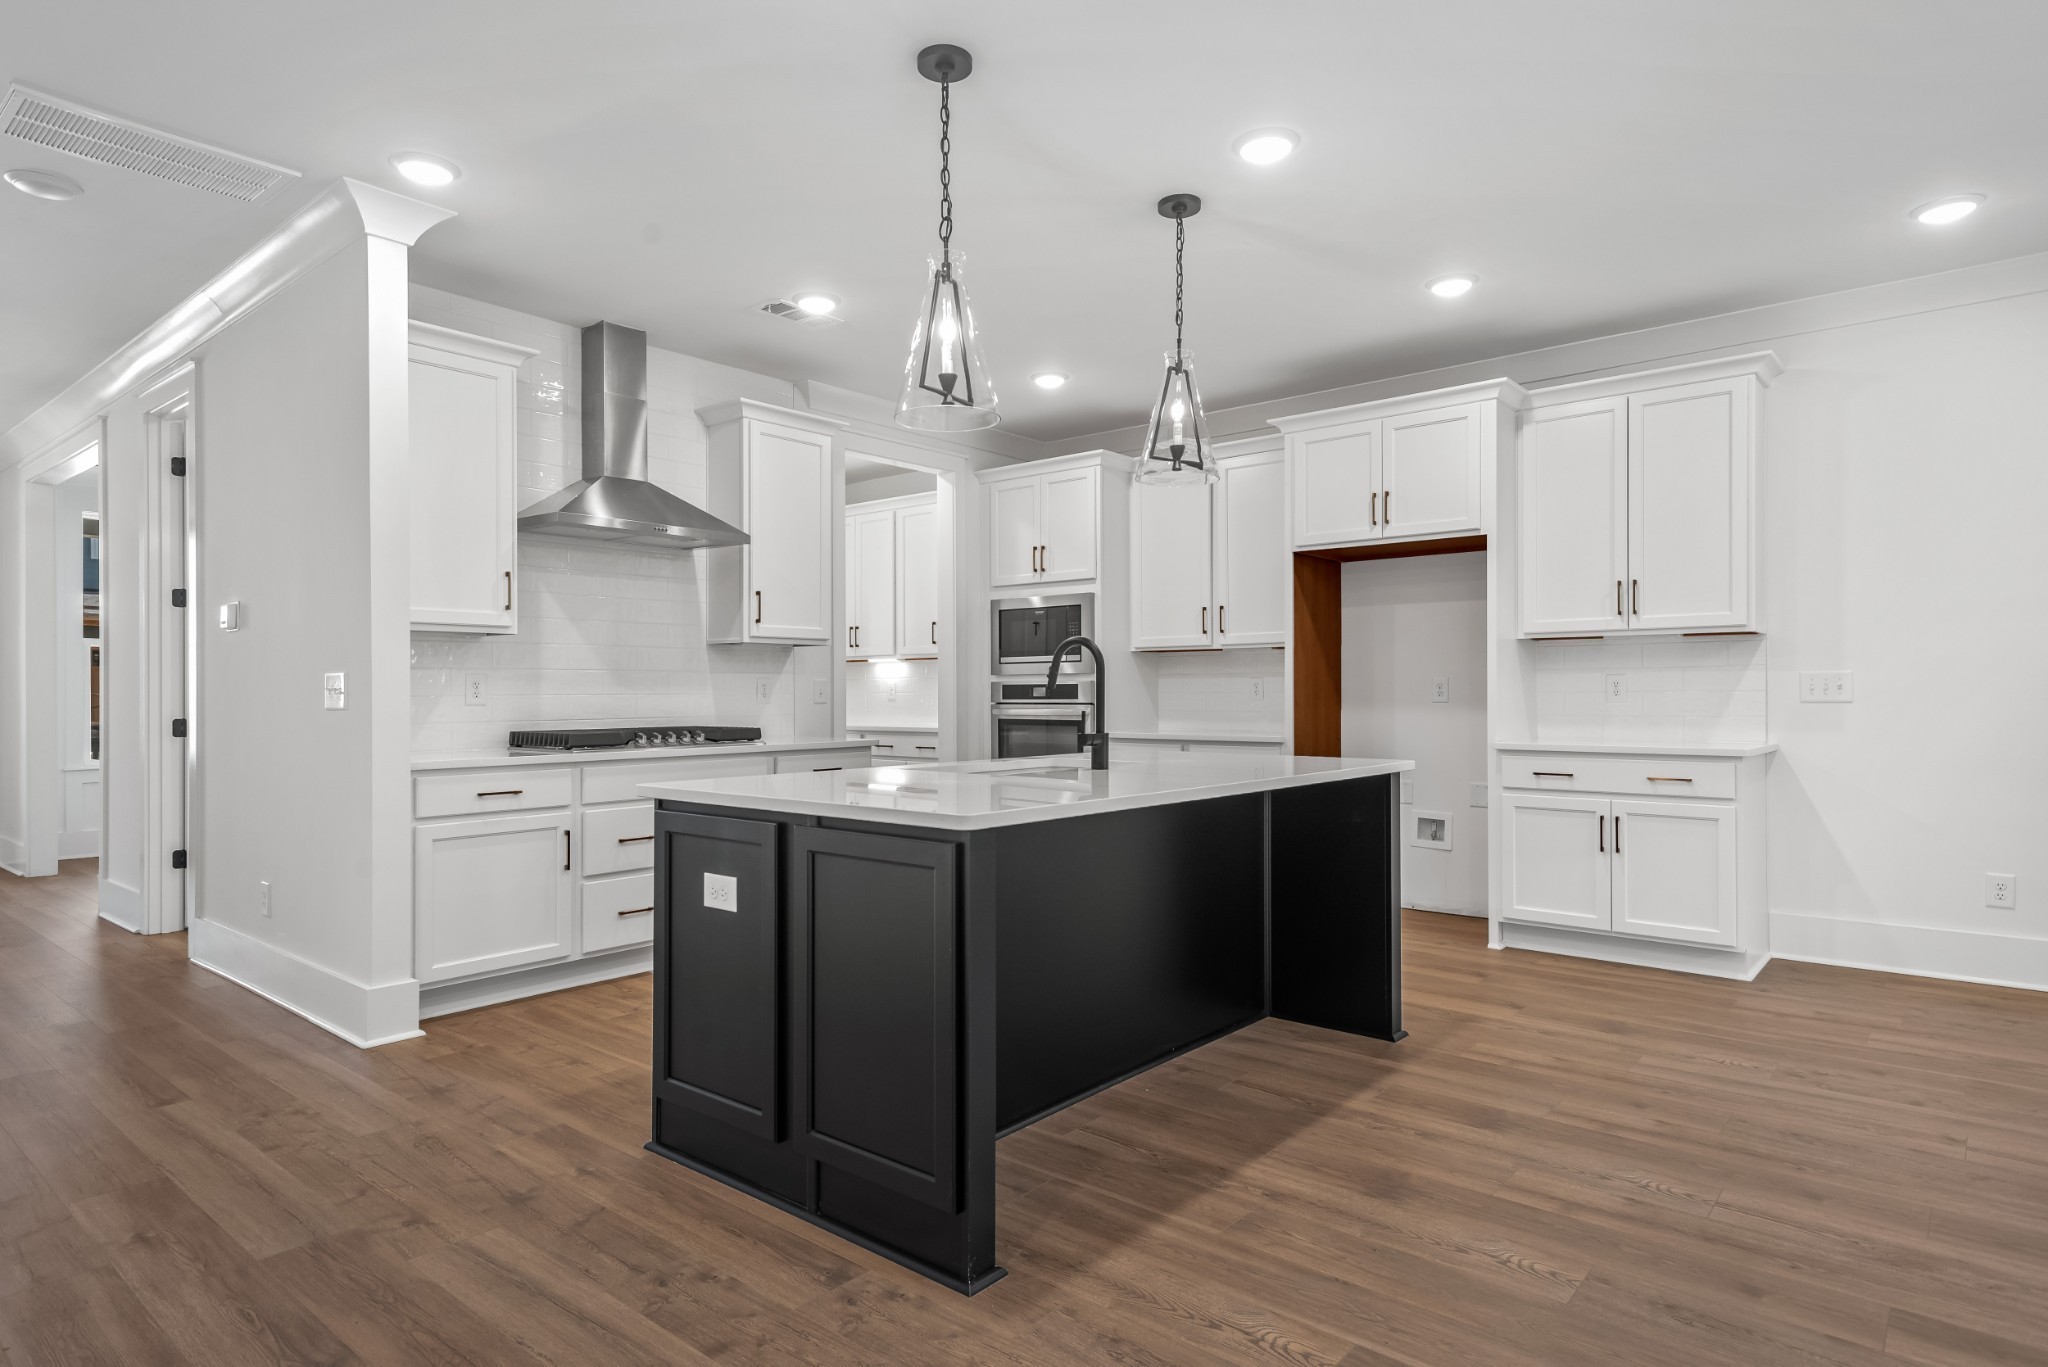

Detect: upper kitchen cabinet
[896, 496, 942, 656]
[407, 322, 536, 633]
[700, 400, 848, 645]
[844, 492, 940, 659]
[1274, 380, 1526, 553]
[1517, 353, 1778, 637]
[981, 454, 1103, 587]
[1128, 444, 1287, 650]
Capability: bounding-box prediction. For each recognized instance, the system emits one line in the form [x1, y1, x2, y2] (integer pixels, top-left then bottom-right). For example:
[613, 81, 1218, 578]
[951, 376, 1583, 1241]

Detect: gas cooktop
[508, 724, 763, 753]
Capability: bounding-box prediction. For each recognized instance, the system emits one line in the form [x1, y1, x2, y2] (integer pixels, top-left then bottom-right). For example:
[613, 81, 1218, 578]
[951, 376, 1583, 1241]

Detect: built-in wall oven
[991, 593, 1094, 676]
[990, 680, 1096, 759]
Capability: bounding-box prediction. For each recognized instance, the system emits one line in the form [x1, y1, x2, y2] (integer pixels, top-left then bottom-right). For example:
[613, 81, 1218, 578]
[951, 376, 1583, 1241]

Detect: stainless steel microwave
[991, 593, 1094, 676]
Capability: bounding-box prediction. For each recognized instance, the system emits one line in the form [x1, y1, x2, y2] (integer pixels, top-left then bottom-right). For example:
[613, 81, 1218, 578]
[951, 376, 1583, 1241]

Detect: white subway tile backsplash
[1527, 635, 1767, 746]
[846, 659, 939, 729]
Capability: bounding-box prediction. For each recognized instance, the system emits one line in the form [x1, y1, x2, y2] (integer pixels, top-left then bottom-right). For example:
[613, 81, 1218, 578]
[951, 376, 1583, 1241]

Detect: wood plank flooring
[4, 859, 2048, 1365]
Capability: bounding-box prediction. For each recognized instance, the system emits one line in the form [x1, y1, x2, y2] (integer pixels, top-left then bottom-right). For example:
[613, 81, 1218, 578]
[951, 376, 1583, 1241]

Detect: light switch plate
[704, 872, 738, 913]
[1799, 671, 1854, 702]
[258, 880, 271, 917]
[322, 672, 345, 710]
[1470, 782, 1488, 808]
[812, 679, 828, 705]
[218, 601, 242, 631]
[1399, 775, 1415, 804]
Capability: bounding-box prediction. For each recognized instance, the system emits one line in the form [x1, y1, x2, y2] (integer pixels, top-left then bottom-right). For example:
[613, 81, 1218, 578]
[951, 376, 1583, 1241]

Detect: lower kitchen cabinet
[1611, 798, 1738, 945]
[583, 870, 657, 954]
[1501, 793, 1613, 933]
[413, 810, 574, 983]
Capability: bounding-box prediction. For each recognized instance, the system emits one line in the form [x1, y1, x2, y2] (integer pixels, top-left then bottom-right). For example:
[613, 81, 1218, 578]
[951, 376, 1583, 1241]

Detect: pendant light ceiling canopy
[1135, 193, 1215, 486]
[895, 43, 999, 432]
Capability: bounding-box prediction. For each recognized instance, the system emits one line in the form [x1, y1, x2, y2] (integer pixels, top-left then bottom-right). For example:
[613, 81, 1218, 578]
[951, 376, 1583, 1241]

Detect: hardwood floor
[4, 861, 2047, 1365]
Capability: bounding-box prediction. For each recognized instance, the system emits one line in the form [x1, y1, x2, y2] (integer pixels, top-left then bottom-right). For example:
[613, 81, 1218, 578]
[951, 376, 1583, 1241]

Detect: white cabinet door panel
[1519, 398, 1629, 636]
[1130, 480, 1213, 649]
[987, 477, 1042, 587]
[1291, 420, 1380, 547]
[1612, 799, 1738, 946]
[1628, 379, 1750, 632]
[1214, 451, 1288, 646]
[746, 421, 832, 641]
[1040, 467, 1099, 583]
[581, 801, 655, 876]
[896, 501, 941, 655]
[409, 335, 521, 632]
[1382, 404, 1482, 539]
[1502, 794, 1612, 932]
[414, 812, 573, 983]
[846, 508, 897, 658]
[582, 871, 656, 953]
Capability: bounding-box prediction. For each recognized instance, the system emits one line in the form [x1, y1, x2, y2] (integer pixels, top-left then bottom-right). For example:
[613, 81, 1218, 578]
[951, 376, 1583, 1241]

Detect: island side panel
[1268, 773, 1406, 1041]
[990, 793, 1267, 1133]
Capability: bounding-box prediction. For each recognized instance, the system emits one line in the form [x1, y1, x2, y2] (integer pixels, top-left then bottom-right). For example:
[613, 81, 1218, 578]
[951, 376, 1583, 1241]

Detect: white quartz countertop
[1494, 739, 1779, 759]
[640, 751, 1412, 831]
[411, 739, 872, 772]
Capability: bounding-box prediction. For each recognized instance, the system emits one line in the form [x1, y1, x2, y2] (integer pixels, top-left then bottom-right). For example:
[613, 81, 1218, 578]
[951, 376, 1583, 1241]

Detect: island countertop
[641, 750, 1413, 831]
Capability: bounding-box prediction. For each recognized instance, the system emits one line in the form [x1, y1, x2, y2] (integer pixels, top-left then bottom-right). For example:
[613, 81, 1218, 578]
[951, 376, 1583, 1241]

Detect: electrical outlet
[812, 679, 828, 705]
[464, 673, 487, 706]
[704, 872, 738, 913]
[1249, 678, 1265, 702]
[755, 677, 773, 703]
[323, 672, 345, 710]
[1399, 775, 1415, 804]
[1470, 782, 1488, 808]
[1987, 874, 2018, 908]
[1799, 671, 1854, 703]
[1430, 678, 1449, 704]
[258, 880, 271, 917]
[1605, 673, 1626, 700]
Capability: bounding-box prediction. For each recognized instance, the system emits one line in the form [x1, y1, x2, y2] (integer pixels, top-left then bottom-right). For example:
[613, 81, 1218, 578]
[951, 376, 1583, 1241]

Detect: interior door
[1502, 793, 1612, 931]
[1518, 398, 1629, 636]
[846, 508, 896, 658]
[1611, 799, 1738, 946]
[1039, 466, 1099, 583]
[1290, 419, 1380, 547]
[1628, 378, 1750, 631]
[1130, 479, 1213, 649]
[1381, 404, 1482, 539]
[896, 501, 940, 655]
[1213, 451, 1287, 646]
[414, 812, 574, 982]
[987, 476, 1042, 587]
[747, 421, 832, 640]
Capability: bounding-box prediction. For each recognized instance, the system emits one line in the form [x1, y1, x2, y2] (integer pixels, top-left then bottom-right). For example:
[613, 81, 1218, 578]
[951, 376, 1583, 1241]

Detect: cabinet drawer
[1501, 753, 1734, 800]
[582, 870, 656, 954]
[580, 754, 773, 805]
[774, 750, 866, 774]
[582, 802, 655, 876]
[414, 768, 573, 819]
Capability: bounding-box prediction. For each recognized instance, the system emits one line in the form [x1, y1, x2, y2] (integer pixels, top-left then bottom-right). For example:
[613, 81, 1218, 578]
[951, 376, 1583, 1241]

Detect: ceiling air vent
[756, 298, 844, 328]
[1, 84, 299, 202]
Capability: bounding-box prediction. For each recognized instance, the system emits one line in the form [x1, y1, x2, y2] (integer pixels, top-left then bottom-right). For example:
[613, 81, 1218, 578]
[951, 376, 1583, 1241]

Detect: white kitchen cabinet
[1276, 382, 1521, 553]
[1517, 356, 1774, 637]
[845, 506, 897, 658]
[414, 810, 573, 983]
[1611, 798, 1738, 946]
[407, 322, 535, 633]
[1128, 447, 1287, 651]
[983, 461, 1099, 586]
[1502, 793, 1613, 932]
[897, 498, 941, 656]
[701, 400, 847, 645]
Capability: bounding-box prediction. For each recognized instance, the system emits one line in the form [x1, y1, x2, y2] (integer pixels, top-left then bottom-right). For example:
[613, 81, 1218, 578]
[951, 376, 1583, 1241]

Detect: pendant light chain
[937, 81, 954, 275]
[1173, 211, 1186, 363]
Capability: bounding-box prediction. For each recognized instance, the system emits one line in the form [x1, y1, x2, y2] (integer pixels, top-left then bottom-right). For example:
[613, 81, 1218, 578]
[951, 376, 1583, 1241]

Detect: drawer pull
[476, 789, 524, 798]
[1646, 775, 1694, 783]
[812, 766, 842, 772]
[617, 834, 655, 844]
[915, 745, 938, 751]
[1531, 771, 1574, 779]
[617, 906, 654, 917]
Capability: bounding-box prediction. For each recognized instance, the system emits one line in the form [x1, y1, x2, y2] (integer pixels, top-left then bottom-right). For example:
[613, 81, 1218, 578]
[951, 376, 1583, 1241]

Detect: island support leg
[1266, 773, 1405, 1041]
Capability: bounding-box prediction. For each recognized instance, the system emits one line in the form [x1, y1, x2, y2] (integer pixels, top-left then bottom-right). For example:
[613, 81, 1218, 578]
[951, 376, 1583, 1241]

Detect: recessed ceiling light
[390, 153, 460, 188]
[1032, 372, 1068, 390]
[1427, 274, 1477, 298]
[1910, 194, 1983, 226]
[1233, 128, 1299, 166]
[4, 168, 83, 201]
[793, 292, 839, 316]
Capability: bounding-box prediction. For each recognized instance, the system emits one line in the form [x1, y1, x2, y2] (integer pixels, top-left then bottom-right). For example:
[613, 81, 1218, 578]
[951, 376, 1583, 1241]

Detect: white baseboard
[420, 946, 654, 1020]
[1406, 902, 1485, 919]
[97, 877, 143, 932]
[189, 918, 422, 1047]
[1770, 911, 2048, 994]
[58, 830, 100, 860]
[1495, 920, 1771, 981]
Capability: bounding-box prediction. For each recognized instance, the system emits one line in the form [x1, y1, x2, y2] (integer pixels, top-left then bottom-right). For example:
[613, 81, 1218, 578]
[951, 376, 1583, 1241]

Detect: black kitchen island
[638, 750, 1411, 1294]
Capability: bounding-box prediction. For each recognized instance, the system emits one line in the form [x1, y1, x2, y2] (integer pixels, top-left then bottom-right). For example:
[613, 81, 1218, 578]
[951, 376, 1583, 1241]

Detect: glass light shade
[1135, 351, 1216, 485]
[895, 252, 999, 431]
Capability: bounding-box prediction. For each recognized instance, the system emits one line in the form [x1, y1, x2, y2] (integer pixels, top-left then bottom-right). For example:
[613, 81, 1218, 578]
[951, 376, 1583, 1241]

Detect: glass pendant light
[1136, 193, 1215, 485]
[896, 44, 998, 432]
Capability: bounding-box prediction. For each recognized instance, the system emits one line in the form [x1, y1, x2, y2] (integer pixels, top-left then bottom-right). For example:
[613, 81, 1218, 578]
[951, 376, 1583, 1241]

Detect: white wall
[848, 468, 939, 503]
[1340, 552, 1488, 915]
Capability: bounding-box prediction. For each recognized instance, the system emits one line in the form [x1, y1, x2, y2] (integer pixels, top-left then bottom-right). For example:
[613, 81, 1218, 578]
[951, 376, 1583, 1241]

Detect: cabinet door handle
[1614, 815, 1622, 854]
[755, 590, 763, 624]
[563, 831, 572, 870]
[1631, 579, 1639, 616]
[931, 621, 937, 645]
[1616, 580, 1624, 617]
[1645, 776, 1694, 784]
[848, 626, 855, 650]
[1371, 491, 1377, 526]
[476, 789, 524, 798]
[1532, 771, 1574, 779]
[1218, 604, 1226, 635]
[1384, 490, 1391, 524]
[1201, 606, 1208, 635]
[617, 906, 654, 917]
[1599, 813, 1605, 852]
[504, 570, 512, 612]
[617, 834, 654, 844]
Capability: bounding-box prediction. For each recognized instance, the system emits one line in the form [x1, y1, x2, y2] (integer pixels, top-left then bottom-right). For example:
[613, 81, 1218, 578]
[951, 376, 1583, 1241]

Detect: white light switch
[812, 679, 828, 705]
[218, 601, 242, 631]
[323, 672, 345, 710]
[258, 880, 271, 917]
[1799, 671, 1854, 702]
[704, 872, 738, 913]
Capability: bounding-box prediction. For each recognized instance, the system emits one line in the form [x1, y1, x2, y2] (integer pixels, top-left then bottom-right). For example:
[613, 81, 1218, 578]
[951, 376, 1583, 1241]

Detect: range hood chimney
[516, 322, 749, 549]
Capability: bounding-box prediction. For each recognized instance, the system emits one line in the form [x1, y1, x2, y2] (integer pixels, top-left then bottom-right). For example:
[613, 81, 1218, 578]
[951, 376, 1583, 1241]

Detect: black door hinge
[170, 456, 186, 477]
[171, 849, 188, 869]
[171, 718, 187, 738]
[170, 589, 187, 608]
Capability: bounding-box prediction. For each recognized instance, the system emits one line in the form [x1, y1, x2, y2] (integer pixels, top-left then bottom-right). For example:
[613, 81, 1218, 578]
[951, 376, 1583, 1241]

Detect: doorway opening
[840, 451, 951, 763]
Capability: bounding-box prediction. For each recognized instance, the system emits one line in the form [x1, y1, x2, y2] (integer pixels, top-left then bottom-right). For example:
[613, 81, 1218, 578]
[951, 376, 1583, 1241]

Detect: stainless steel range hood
[516, 322, 748, 549]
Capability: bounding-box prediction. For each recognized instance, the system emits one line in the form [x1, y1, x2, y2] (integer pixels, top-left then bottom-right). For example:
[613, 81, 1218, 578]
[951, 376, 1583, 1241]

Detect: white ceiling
[6, 1, 2047, 444]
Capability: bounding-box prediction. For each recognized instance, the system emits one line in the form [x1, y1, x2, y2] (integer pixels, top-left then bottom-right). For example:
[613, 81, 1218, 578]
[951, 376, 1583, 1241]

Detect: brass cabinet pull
[1218, 604, 1226, 635]
[1599, 813, 1605, 852]
[1631, 579, 1639, 616]
[1614, 815, 1623, 854]
[563, 830, 572, 870]
[1371, 491, 1377, 526]
[617, 834, 654, 844]
[1616, 580, 1623, 617]
[476, 789, 524, 798]
[1531, 771, 1574, 779]
[1646, 776, 1694, 784]
[504, 570, 512, 612]
[754, 590, 762, 624]
[1201, 606, 1208, 635]
[617, 906, 654, 917]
